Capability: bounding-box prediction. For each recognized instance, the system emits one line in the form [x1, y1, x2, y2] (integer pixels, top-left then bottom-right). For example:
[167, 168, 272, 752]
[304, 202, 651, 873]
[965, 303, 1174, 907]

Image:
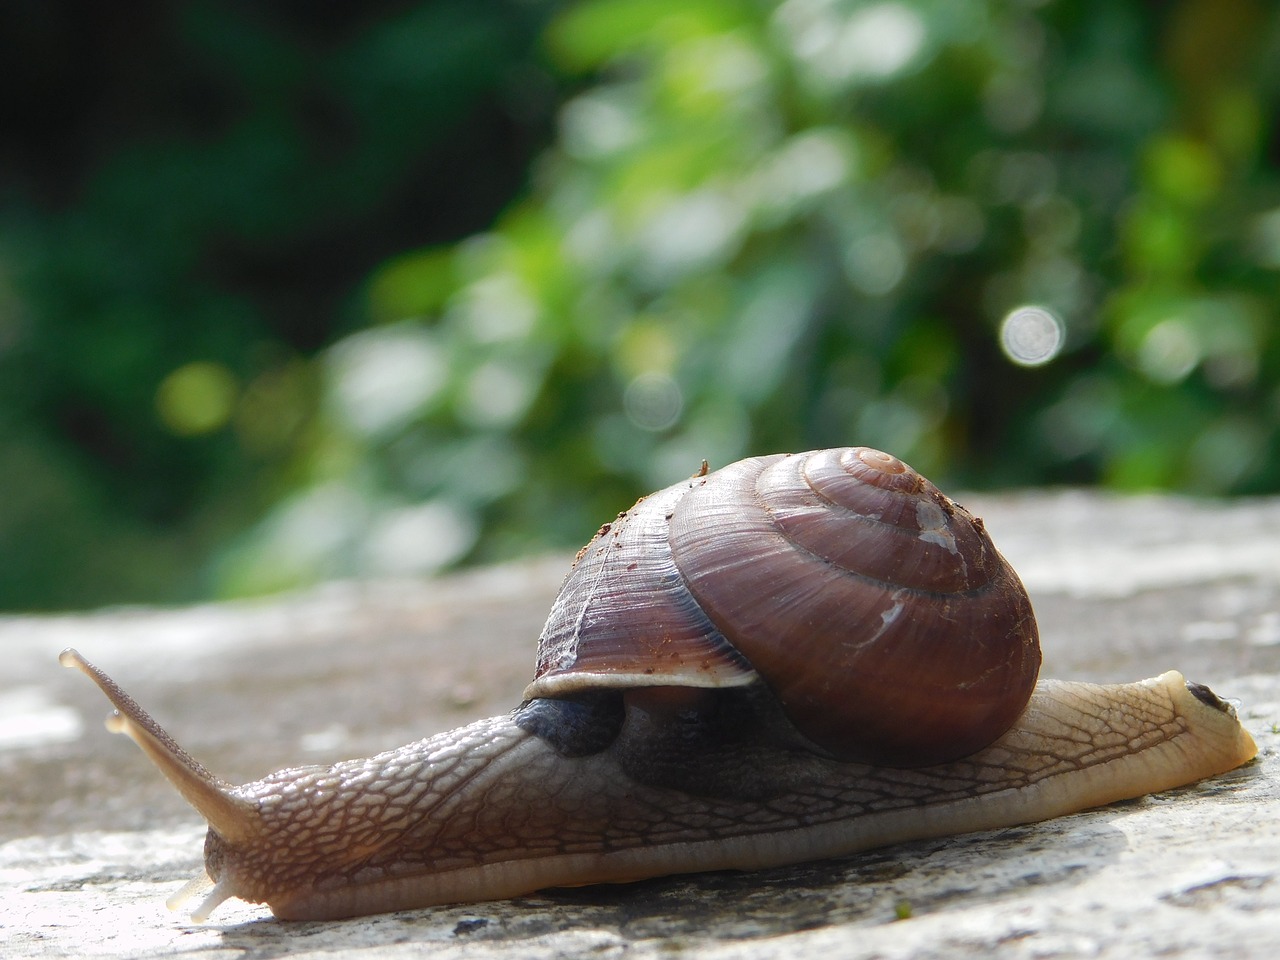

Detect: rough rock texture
[1, 490, 1278, 959]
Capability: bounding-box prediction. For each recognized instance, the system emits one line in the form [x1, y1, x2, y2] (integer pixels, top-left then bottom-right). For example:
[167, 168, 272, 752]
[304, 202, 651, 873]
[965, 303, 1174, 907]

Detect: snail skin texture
[61, 447, 1257, 922]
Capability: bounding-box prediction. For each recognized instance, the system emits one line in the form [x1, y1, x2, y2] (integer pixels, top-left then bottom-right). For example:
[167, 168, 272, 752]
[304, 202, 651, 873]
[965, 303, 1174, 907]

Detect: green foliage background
[2, 0, 1278, 609]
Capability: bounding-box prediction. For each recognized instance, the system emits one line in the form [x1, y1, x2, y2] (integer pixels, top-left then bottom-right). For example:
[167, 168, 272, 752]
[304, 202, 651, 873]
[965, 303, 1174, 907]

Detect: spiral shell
[525, 447, 1040, 766]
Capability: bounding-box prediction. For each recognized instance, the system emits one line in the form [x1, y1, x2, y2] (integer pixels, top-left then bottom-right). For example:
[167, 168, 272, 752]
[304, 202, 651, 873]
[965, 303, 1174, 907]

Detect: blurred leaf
[546, 0, 745, 72]
[367, 247, 457, 324]
[1143, 136, 1221, 208]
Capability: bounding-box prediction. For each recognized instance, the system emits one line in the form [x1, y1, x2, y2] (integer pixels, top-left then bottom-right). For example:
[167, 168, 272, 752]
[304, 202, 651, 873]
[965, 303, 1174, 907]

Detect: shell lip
[524, 667, 758, 702]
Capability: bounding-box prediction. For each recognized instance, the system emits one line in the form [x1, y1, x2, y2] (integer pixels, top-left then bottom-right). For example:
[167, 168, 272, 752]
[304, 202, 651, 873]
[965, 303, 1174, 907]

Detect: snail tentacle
[58, 649, 261, 844]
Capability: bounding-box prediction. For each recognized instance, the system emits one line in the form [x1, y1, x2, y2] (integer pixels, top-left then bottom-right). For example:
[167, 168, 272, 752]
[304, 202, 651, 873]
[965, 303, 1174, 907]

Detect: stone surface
[1, 491, 1278, 959]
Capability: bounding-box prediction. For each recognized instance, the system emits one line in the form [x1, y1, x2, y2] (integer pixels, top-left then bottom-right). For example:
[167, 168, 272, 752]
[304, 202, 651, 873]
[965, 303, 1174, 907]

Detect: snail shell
[528, 447, 1040, 766]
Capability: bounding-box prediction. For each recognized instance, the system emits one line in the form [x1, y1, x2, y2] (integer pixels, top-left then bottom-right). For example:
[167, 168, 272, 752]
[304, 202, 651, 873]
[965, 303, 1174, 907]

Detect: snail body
[61, 447, 1257, 922]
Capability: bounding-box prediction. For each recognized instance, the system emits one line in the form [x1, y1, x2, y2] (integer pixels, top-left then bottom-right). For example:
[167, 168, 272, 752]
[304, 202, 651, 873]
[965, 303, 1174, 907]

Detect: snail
[61, 446, 1257, 922]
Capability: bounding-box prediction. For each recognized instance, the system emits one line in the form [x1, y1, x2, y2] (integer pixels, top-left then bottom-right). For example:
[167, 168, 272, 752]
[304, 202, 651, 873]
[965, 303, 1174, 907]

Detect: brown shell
[524, 447, 1041, 766]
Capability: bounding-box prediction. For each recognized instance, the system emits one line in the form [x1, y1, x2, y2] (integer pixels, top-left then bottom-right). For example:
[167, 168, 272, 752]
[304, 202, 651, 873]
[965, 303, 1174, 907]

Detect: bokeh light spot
[624, 372, 683, 431]
[845, 234, 906, 296]
[777, 0, 926, 87]
[156, 361, 239, 436]
[362, 501, 478, 575]
[1137, 318, 1200, 384]
[327, 326, 446, 437]
[999, 306, 1064, 367]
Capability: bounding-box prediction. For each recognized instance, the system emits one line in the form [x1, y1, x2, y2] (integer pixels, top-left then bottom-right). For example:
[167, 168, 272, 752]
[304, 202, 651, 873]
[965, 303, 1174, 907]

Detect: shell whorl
[526, 447, 1040, 766]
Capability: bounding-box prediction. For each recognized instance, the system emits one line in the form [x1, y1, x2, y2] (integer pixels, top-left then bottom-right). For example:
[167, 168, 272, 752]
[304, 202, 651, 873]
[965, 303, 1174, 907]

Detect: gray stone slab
[2, 492, 1278, 958]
